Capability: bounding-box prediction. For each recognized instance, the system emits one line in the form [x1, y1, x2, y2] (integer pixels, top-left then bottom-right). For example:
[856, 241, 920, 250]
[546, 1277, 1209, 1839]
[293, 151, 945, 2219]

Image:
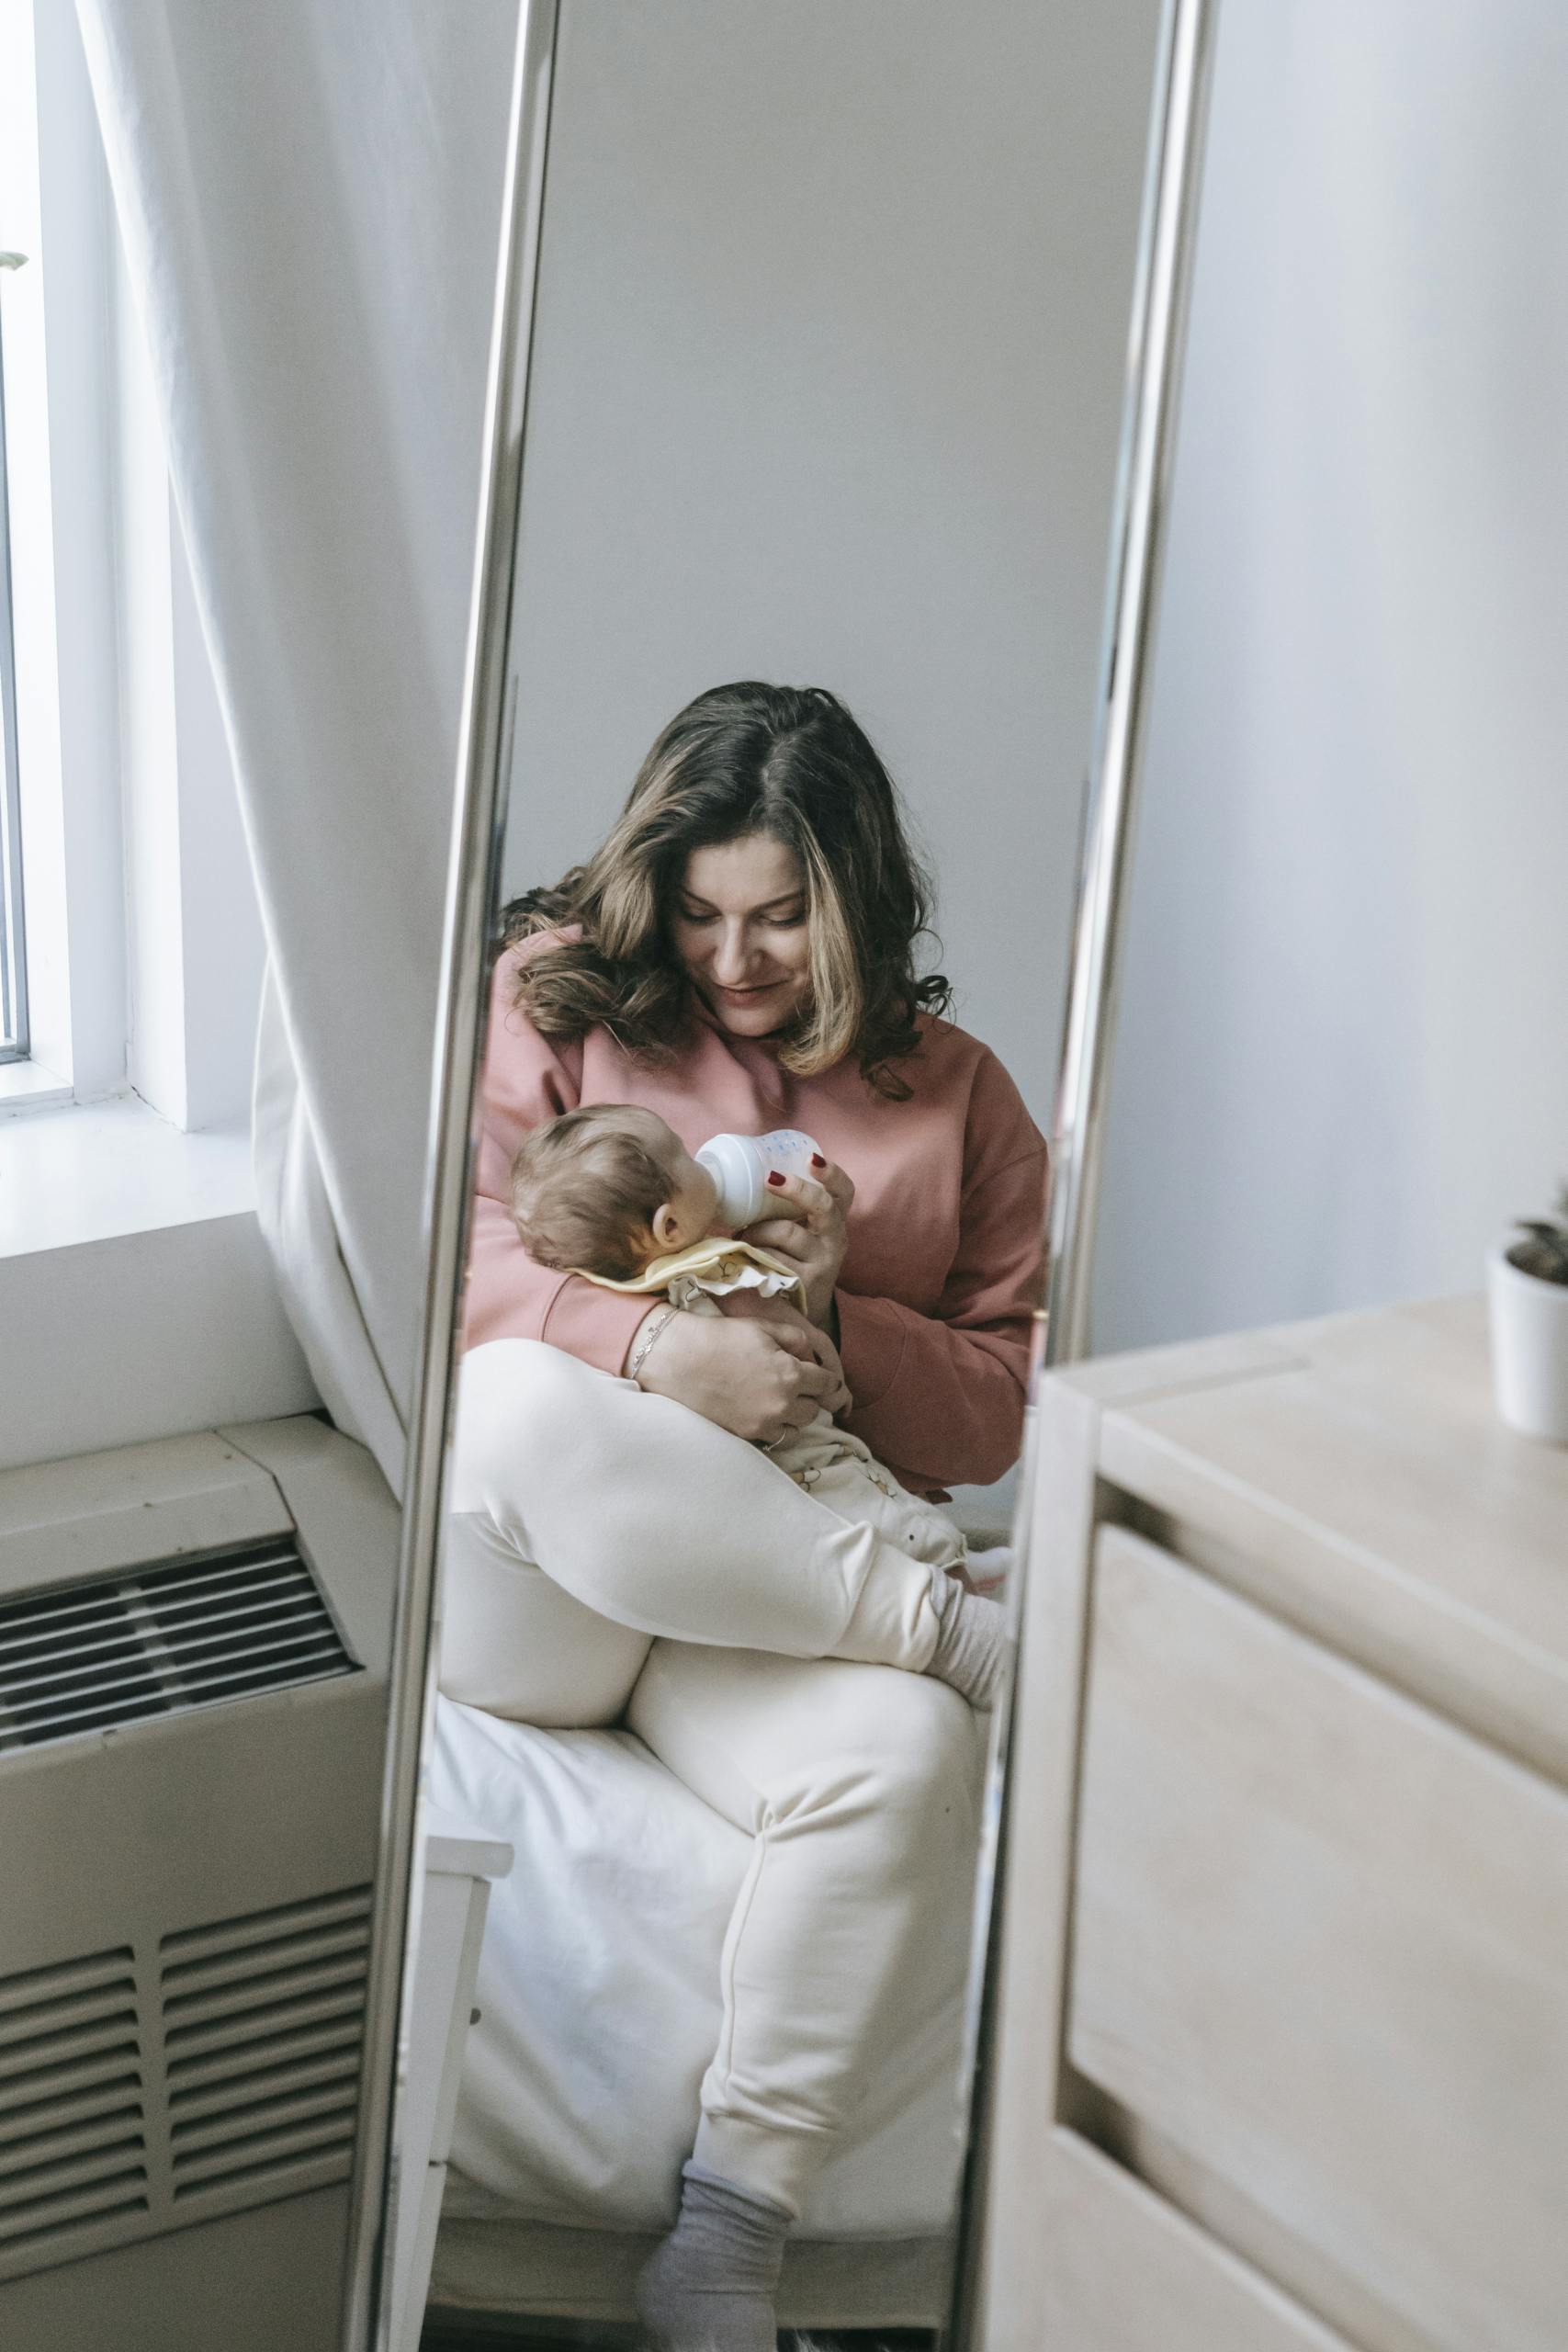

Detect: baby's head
[510, 1104, 721, 1282]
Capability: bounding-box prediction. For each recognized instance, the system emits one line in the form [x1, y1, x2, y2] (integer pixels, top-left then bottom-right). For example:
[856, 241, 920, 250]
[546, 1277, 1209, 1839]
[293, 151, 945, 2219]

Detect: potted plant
[1488, 1184, 1568, 1443]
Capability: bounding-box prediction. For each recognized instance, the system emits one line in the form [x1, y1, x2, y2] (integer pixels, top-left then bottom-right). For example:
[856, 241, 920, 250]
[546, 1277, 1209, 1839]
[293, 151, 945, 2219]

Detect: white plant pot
[1487, 1240, 1568, 1444]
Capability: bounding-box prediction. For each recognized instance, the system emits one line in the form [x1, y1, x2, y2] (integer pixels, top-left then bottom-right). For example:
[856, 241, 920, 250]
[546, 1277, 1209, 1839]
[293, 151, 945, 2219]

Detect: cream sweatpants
[441, 1338, 986, 2214]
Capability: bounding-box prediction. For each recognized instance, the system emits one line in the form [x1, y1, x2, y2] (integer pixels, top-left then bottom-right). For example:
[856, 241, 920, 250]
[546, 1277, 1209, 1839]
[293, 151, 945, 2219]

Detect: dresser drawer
[1032, 2127, 1351, 2351]
[1066, 1527, 1568, 2352]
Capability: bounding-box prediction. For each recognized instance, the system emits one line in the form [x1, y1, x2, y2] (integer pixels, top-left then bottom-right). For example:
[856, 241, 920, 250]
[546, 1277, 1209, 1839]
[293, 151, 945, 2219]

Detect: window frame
[0, 265, 27, 1063]
[0, 0, 126, 1104]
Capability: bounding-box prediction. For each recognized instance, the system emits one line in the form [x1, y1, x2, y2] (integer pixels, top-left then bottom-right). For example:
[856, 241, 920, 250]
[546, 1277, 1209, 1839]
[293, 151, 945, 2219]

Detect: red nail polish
[767, 1170, 786, 1187]
[810, 1154, 827, 1169]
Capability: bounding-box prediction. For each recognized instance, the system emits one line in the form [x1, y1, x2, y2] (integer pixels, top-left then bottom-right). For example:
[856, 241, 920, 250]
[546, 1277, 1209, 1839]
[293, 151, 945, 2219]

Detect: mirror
[0, 1, 1195, 2346]
[367, 3, 1181, 2346]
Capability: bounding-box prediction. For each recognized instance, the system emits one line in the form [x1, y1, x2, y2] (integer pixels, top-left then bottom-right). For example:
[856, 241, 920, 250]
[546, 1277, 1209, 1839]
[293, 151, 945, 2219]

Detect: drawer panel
[1025, 2127, 1351, 2352]
[1067, 1528, 1568, 2352]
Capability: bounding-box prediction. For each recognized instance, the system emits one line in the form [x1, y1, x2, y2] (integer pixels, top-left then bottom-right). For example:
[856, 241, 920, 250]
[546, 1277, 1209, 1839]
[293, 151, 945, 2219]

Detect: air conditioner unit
[0, 1415, 398, 2352]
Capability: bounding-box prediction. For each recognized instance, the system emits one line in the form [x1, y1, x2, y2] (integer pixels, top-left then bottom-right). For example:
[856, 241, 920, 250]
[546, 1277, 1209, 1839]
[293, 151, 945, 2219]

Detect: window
[0, 0, 263, 1131]
[0, 248, 25, 1061]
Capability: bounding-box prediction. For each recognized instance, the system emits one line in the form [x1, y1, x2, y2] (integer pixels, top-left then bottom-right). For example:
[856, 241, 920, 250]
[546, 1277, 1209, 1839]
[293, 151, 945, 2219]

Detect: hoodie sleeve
[836, 1050, 1047, 1493]
[461, 949, 649, 1374]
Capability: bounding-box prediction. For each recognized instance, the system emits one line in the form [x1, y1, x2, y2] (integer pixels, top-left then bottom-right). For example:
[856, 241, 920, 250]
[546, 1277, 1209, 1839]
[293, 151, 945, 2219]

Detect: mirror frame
[342, 0, 1220, 2336]
[341, 4, 562, 2342]
[1042, 0, 1222, 1373]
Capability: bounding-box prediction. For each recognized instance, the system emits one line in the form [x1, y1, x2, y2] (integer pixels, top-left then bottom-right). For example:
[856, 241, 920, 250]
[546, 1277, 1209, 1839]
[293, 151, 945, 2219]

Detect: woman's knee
[827, 1663, 985, 1828]
[459, 1336, 604, 1442]
[782, 1668, 983, 1924]
[450, 1338, 613, 1518]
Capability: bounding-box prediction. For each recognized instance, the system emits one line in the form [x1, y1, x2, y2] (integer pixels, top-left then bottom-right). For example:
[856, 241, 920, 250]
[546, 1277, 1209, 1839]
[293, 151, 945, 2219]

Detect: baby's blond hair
[510, 1104, 682, 1282]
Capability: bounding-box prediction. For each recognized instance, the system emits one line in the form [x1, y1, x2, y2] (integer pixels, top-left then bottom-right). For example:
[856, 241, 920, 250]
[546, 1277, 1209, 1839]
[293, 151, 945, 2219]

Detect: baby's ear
[651, 1202, 682, 1249]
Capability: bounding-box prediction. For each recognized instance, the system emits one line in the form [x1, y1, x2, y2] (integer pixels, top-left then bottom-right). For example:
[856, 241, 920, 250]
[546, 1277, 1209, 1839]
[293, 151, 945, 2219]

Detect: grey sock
[636, 2160, 791, 2352]
[925, 1578, 1008, 1710]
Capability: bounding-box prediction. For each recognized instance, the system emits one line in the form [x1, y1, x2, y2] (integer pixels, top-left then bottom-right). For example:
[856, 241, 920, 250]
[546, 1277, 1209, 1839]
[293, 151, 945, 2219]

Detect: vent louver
[0, 1948, 149, 2256]
[0, 1538, 356, 1753]
[162, 1887, 371, 2200]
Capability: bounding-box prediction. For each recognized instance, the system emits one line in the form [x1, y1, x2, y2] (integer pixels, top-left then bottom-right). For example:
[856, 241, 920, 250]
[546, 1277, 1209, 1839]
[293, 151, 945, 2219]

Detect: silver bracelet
[626, 1303, 679, 1387]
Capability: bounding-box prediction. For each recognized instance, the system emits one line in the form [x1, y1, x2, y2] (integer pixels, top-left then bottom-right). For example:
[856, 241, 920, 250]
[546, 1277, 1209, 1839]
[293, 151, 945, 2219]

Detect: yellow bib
[574, 1236, 803, 1305]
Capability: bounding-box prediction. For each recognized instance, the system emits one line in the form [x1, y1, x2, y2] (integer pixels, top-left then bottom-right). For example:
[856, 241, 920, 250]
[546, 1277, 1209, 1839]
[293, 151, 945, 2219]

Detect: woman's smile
[714, 978, 784, 1001]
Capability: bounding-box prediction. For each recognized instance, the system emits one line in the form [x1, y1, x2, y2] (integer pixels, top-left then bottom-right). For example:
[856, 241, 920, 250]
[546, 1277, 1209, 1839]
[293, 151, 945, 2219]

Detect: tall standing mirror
[360, 3, 1179, 2346]
[0, 1, 1198, 2347]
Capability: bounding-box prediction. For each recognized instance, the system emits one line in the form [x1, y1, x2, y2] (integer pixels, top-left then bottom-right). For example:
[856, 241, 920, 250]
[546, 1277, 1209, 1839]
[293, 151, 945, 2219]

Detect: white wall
[1094, 0, 1568, 1351]
[503, 0, 1163, 1136]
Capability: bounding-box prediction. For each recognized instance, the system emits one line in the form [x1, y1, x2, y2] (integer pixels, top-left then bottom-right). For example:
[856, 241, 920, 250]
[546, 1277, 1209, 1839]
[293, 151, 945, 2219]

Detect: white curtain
[1097, 0, 1568, 1350]
[73, 0, 517, 1487]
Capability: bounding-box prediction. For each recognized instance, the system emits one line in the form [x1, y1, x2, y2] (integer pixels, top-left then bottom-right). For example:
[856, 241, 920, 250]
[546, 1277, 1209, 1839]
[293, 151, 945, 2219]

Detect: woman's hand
[627, 1305, 850, 1443]
[715, 1288, 851, 1402]
[742, 1158, 854, 1329]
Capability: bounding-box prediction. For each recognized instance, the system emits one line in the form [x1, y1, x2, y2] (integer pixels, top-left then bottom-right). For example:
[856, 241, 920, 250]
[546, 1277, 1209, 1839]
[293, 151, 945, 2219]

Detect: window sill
[0, 1094, 319, 1472]
[0, 1057, 73, 1116]
[0, 1092, 255, 1258]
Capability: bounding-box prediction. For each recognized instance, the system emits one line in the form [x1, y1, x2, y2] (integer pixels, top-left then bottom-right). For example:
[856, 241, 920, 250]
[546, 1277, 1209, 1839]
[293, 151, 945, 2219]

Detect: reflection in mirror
[395, 4, 1168, 2346]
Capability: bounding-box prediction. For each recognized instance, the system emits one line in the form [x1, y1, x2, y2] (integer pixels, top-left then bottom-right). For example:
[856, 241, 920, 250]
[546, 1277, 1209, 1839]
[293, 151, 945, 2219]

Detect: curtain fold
[74, 0, 516, 1488]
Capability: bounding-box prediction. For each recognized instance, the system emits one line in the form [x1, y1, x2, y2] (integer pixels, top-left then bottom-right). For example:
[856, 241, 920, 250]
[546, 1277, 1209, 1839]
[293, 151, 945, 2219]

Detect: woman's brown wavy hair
[502, 682, 952, 1098]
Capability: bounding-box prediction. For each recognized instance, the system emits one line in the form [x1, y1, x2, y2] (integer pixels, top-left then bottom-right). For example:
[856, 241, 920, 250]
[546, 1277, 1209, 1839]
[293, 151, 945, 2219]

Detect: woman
[445, 682, 1046, 2349]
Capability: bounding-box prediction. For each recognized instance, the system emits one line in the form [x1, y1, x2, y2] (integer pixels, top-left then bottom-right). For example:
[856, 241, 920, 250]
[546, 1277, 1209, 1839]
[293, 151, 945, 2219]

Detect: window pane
[0, 296, 27, 1062]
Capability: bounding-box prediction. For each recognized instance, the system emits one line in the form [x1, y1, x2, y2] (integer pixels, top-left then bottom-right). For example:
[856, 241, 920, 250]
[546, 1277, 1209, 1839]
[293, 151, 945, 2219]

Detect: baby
[510, 1103, 1006, 1586]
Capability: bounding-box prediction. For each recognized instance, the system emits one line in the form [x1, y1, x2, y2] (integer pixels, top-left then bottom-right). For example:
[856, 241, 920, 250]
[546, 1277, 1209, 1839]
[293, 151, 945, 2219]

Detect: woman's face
[671, 835, 813, 1039]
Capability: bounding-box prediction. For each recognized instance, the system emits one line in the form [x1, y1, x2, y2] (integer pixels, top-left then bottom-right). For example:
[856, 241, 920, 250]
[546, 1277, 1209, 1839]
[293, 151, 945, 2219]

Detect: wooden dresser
[976, 1295, 1568, 2352]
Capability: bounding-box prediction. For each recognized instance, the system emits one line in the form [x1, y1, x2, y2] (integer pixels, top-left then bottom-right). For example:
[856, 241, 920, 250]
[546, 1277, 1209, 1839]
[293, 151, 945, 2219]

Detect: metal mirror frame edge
[1043, 0, 1222, 1373]
[340, 0, 1219, 2335]
[951, 0, 1219, 2339]
[341, 4, 561, 2344]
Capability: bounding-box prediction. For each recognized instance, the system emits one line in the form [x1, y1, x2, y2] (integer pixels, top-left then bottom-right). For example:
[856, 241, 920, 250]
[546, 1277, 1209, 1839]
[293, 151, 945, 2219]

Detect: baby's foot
[965, 1542, 1013, 1598]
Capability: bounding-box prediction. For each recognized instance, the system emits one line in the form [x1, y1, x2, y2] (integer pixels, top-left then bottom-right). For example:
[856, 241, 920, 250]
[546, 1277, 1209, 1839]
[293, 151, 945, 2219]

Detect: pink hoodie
[463, 933, 1048, 1498]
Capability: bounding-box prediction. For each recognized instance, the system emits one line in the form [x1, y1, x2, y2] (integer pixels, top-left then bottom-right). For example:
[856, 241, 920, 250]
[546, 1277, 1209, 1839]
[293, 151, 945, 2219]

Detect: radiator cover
[0, 1418, 396, 2344]
[0, 1536, 355, 1753]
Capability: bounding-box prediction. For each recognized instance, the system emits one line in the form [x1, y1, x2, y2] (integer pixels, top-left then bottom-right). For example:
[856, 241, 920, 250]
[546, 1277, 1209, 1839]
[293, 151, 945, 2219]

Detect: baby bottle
[694, 1129, 823, 1227]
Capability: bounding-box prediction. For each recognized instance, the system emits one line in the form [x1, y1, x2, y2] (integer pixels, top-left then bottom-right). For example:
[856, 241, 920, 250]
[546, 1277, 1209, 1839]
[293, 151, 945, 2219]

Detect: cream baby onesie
[580, 1238, 973, 1575]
